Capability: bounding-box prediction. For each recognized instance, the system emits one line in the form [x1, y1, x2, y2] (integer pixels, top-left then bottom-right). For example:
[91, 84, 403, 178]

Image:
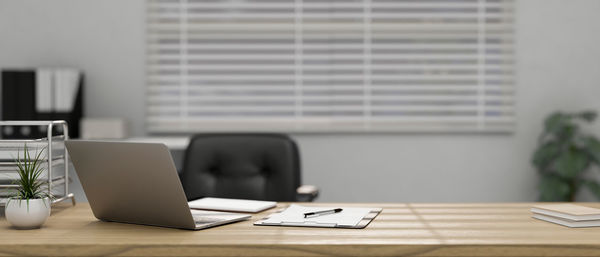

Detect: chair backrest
[180, 133, 301, 201]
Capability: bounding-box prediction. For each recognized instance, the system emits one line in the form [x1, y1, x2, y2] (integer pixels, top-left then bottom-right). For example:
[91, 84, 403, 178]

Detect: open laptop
[65, 140, 251, 230]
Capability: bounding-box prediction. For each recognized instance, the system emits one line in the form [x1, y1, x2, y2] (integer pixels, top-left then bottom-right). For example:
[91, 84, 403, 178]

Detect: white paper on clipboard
[258, 204, 377, 228]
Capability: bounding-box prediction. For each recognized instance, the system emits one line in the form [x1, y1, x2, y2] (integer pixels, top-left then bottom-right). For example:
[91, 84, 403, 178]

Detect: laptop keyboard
[190, 209, 249, 226]
[193, 215, 226, 223]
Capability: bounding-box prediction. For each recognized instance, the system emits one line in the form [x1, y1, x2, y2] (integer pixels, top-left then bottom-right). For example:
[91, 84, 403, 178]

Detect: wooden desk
[1, 202, 600, 256]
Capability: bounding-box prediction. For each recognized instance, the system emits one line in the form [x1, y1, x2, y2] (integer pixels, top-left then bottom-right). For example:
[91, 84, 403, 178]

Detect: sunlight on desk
[2, 202, 600, 256]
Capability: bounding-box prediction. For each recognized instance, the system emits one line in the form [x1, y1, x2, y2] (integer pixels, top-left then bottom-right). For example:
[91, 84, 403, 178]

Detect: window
[146, 0, 514, 133]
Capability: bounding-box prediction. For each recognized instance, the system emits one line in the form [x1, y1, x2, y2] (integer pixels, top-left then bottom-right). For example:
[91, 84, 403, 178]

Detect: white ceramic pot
[5, 198, 51, 229]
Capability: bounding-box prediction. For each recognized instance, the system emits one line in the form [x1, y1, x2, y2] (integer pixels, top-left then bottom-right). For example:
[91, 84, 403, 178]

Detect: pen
[304, 208, 343, 218]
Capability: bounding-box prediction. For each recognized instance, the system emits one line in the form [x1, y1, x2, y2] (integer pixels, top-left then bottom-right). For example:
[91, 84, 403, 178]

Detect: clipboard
[254, 205, 382, 229]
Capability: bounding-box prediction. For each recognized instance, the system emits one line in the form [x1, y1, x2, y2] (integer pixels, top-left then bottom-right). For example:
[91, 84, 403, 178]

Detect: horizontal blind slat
[145, 0, 515, 133]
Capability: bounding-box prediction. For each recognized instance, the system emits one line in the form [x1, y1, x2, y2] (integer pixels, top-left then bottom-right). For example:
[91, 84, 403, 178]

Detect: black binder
[1, 69, 84, 139]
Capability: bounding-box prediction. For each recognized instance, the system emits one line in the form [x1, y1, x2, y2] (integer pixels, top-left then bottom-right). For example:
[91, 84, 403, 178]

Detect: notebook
[188, 197, 276, 213]
[255, 204, 381, 228]
[531, 204, 600, 221]
[532, 213, 600, 228]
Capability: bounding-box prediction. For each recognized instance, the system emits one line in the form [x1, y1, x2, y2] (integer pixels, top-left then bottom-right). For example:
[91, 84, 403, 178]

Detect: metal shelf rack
[0, 120, 75, 206]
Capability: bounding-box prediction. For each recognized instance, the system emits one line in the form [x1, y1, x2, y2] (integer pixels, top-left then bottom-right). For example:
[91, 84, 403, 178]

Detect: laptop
[65, 140, 251, 230]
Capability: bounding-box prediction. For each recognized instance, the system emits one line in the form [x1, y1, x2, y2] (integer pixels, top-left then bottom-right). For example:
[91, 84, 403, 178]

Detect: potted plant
[4, 145, 52, 229]
[533, 111, 600, 201]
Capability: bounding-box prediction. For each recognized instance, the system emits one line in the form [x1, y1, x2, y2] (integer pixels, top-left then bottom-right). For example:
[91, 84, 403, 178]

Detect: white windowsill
[125, 137, 190, 150]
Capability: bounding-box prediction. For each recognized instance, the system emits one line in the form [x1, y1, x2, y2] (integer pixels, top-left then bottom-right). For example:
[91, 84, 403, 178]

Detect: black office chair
[179, 133, 318, 202]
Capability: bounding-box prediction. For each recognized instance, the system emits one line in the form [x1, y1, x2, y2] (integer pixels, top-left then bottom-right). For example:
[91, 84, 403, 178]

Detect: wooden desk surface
[1, 202, 600, 256]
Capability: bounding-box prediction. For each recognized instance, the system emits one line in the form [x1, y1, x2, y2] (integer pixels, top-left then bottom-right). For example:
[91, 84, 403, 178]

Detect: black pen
[304, 208, 343, 218]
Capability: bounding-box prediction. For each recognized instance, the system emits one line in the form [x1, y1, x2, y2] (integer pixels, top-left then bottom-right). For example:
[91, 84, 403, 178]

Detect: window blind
[146, 0, 514, 133]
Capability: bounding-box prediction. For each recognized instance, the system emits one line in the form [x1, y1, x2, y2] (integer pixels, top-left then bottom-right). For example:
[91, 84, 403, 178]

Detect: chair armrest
[296, 185, 319, 202]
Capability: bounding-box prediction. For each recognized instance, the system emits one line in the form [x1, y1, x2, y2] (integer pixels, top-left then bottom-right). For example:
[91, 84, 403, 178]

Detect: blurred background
[1, 0, 599, 203]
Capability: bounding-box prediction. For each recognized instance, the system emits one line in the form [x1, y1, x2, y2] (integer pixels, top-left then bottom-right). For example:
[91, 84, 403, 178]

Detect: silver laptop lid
[66, 140, 196, 229]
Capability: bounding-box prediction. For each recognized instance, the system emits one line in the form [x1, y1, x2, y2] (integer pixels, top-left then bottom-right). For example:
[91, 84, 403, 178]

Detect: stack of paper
[531, 204, 600, 228]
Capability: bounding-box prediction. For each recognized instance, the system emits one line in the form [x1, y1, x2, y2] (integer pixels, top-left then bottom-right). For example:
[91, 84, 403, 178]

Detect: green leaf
[532, 141, 561, 170]
[560, 123, 578, 141]
[544, 112, 567, 134]
[578, 110, 597, 122]
[553, 148, 588, 179]
[583, 136, 600, 164]
[11, 145, 50, 200]
[539, 176, 572, 201]
[543, 112, 580, 141]
[583, 181, 600, 201]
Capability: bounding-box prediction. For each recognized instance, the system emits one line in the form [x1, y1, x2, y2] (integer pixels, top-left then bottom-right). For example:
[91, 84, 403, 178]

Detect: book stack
[531, 204, 600, 228]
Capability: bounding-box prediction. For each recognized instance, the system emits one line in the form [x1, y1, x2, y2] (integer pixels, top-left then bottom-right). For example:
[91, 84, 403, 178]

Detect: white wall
[0, 0, 146, 136]
[1, 0, 600, 203]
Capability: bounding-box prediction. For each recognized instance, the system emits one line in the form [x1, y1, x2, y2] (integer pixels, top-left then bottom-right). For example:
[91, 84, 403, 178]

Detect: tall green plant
[12, 145, 51, 200]
[533, 111, 600, 201]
